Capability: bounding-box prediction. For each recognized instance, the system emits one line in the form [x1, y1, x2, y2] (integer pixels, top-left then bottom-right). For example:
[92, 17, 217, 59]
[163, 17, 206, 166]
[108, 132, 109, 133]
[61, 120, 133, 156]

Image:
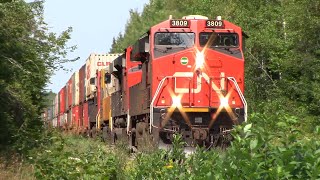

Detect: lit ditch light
[220, 97, 229, 107]
[171, 95, 182, 108]
[209, 92, 238, 128]
[160, 93, 192, 128]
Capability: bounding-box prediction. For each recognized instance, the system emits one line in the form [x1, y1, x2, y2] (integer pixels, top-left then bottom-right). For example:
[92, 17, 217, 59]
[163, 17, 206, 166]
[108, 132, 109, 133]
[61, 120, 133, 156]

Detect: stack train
[42, 15, 247, 150]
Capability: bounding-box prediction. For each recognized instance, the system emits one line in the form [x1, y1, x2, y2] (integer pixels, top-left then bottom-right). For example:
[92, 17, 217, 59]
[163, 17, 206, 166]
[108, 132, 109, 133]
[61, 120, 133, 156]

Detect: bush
[30, 132, 123, 180]
[128, 114, 320, 179]
[22, 111, 320, 179]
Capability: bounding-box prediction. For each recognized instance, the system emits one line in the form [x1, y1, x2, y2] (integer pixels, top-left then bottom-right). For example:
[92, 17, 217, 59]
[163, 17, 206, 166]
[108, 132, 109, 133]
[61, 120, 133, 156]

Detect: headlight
[220, 97, 228, 107]
[172, 95, 181, 108]
[195, 51, 205, 69]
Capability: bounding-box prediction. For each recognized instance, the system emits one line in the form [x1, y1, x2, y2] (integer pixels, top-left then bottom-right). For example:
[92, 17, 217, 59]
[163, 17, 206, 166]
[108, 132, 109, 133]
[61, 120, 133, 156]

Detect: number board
[170, 20, 190, 28]
[206, 20, 224, 28]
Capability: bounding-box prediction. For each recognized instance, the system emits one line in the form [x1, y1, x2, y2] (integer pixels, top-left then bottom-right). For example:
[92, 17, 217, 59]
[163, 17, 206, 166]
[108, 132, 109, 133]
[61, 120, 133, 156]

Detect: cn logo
[173, 72, 225, 94]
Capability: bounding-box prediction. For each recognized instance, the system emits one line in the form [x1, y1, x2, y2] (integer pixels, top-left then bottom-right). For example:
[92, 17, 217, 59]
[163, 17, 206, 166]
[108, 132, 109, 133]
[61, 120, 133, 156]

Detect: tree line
[0, 0, 74, 152]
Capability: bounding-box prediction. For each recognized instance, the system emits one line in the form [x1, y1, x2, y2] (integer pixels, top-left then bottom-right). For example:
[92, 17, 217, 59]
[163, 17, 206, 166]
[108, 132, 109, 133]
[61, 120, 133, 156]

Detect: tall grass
[128, 113, 320, 179]
[3, 109, 320, 179]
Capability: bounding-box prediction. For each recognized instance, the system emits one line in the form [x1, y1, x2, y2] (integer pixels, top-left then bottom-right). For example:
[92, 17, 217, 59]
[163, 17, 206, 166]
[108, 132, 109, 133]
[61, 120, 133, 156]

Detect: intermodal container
[55, 93, 59, 118]
[64, 113, 68, 128]
[57, 115, 60, 127]
[79, 65, 86, 104]
[64, 87, 68, 112]
[83, 102, 89, 130]
[59, 114, 63, 127]
[97, 71, 101, 123]
[73, 71, 80, 106]
[67, 109, 72, 128]
[85, 53, 121, 100]
[59, 114, 66, 127]
[72, 105, 79, 128]
[51, 98, 54, 120]
[47, 107, 53, 121]
[59, 87, 66, 114]
[67, 75, 73, 109]
[78, 104, 83, 128]
[52, 99, 55, 119]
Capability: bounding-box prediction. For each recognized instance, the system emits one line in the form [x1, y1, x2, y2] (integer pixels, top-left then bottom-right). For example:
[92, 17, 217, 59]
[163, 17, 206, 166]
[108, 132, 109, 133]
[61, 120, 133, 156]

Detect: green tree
[0, 0, 75, 153]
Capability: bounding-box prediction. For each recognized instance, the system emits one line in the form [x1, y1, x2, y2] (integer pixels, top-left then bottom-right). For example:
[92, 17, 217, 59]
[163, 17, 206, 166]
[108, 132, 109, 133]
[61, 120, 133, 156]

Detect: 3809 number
[206, 20, 224, 28]
[170, 20, 189, 27]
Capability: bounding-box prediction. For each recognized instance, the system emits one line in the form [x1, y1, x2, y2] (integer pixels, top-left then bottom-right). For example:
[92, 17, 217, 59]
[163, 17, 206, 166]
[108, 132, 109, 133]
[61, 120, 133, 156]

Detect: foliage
[0, 0, 75, 153]
[1, 0, 320, 178]
[128, 116, 320, 179]
[30, 131, 124, 180]
[12, 121, 318, 179]
[0, 158, 35, 180]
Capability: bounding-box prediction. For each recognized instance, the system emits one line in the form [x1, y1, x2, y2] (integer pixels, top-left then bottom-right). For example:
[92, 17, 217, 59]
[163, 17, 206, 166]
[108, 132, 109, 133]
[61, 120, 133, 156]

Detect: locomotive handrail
[227, 77, 247, 122]
[96, 109, 100, 129]
[150, 76, 176, 133]
[127, 110, 130, 134]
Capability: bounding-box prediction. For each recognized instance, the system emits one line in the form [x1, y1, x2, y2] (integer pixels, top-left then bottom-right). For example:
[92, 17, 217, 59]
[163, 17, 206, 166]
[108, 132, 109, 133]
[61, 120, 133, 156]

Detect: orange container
[102, 96, 111, 121]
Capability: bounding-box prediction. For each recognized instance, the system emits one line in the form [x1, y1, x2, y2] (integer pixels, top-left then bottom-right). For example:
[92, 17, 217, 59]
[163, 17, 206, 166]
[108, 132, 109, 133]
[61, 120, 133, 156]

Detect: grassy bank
[1, 112, 320, 180]
[0, 157, 34, 180]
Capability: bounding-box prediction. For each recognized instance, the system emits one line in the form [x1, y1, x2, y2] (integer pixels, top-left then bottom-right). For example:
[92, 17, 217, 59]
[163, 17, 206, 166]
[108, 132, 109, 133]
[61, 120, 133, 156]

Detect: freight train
[42, 15, 247, 151]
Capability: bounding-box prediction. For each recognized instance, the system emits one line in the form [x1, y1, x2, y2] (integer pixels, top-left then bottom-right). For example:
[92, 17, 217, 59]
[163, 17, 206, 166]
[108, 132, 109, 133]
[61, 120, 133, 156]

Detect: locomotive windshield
[154, 32, 194, 58]
[199, 32, 238, 47]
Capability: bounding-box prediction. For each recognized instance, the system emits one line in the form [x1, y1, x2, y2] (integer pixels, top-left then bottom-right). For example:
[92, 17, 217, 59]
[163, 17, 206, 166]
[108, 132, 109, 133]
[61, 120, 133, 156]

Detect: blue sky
[41, 0, 149, 93]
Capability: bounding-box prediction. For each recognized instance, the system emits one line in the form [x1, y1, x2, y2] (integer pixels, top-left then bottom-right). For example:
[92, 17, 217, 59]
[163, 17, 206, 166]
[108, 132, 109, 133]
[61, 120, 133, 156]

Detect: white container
[55, 94, 59, 117]
[59, 113, 68, 127]
[52, 99, 55, 119]
[59, 114, 64, 127]
[73, 70, 80, 106]
[85, 53, 121, 100]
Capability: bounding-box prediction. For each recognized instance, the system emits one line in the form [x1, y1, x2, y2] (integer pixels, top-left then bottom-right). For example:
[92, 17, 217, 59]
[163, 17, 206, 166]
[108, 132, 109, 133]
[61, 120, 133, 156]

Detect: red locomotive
[45, 15, 247, 150]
